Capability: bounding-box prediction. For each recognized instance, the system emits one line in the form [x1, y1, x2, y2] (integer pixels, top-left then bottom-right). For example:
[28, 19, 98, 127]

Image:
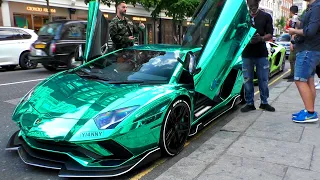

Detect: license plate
[35, 44, 45, 49]
[36, 50, 42, 56]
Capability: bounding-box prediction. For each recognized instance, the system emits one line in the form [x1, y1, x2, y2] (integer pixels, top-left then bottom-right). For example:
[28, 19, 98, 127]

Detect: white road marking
[0, 78, 45, 87]
[4, 98, 22, 105]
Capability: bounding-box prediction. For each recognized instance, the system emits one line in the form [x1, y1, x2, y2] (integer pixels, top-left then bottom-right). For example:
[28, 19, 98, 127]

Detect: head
[247, 0, 261, 14]
[116, 2, 127, 16]
[290, 5, 298, 16]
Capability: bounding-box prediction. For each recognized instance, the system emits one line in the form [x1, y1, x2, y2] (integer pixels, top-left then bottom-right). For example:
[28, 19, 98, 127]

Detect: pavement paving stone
[300, 127, 320, 146]
[154, 157, 207, 180]
[155, 131, 240, 180]
[244, 112, 304, 143]
[196, 155, 287, 180]
[226, 136, 313, 169]
[221, 111, 262, 132]
[311, 146, 320, 173]
[283, 167, 320, 180]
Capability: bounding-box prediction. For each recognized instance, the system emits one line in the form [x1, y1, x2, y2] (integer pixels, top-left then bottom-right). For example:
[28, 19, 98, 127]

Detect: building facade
[0, 0, 177, 44]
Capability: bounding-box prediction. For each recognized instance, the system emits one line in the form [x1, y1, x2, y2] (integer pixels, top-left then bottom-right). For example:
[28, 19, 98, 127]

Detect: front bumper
[6, 131, 161, 177]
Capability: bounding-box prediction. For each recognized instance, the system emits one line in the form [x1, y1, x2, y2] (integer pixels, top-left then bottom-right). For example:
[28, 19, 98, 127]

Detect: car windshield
[277, 34, 290, 42]
[75, 49, 181, 83]
[38, 23, 62, 36]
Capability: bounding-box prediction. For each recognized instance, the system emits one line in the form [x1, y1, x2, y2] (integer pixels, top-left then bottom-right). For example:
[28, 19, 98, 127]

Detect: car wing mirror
[178, 51, 201, 76]
[74, 45, 84, 62]
[270, 47, 275, 53]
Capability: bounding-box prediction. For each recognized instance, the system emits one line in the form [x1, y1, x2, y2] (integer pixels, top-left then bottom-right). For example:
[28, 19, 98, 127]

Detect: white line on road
[5, 98, 22, 105]
[0, 78, 45, 87]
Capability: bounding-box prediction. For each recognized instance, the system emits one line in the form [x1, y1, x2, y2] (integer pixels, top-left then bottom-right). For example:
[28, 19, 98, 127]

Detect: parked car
[29, 20, 87, 71]
[253, 42, 286, 83]
[6, 0, 255, 177]
[0, 27, 38, 70]
[275, 33, 291, 59]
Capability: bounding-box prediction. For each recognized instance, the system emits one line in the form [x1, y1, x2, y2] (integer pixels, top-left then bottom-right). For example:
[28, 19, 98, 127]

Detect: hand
[250, 33, 263, 44]
[288, 28, 296, 35]
[138, 22, 145, 29]
[128, 36, 135, 41]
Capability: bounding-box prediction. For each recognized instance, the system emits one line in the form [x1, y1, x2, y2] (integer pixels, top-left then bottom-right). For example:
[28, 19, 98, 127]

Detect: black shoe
[283, 74, 294, 79]
[287, 78, 294, 82]
[259, 104, 275, 112]
[241, 105, 256, 112]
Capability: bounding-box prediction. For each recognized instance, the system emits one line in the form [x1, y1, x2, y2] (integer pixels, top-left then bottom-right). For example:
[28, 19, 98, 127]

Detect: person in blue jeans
[241, 0, 275, 112]
[288, 0, 320, 123]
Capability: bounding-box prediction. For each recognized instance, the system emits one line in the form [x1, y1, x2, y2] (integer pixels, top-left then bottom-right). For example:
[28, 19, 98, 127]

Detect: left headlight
[94, 106, 139, 130]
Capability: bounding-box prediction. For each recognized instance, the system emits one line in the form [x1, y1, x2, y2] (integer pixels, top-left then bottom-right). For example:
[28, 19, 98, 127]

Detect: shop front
[8, 2, 69, 32]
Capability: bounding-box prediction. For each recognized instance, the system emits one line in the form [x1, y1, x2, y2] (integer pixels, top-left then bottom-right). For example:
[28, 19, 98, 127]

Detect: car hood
[13, 72, 174, 140]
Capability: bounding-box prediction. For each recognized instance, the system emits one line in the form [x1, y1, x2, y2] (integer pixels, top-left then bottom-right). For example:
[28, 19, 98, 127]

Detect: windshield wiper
[74, 69, 110, 81]
[108, 80, 145, 84]
[108, 80, 167, 84]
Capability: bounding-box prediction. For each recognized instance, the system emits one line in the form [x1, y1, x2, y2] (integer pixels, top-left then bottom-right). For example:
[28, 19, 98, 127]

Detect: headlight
[20, 88, 35, 104]
[94, 106, 139, 130]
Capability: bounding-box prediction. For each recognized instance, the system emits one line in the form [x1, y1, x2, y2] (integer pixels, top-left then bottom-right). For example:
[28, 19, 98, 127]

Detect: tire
[160, 99, 191, 156]
[19, 52, 38, 70]
[43, 64, 57, 71]
[3, 65, 17, 71]
[67, 54, 82, 69]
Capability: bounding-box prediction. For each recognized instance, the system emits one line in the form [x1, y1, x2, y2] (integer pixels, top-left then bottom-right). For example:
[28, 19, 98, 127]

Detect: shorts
[294, 50, 320, 82]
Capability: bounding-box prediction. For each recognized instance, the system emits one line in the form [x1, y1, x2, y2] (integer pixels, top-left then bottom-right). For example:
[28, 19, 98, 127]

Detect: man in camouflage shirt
[109, 2, 145, 50]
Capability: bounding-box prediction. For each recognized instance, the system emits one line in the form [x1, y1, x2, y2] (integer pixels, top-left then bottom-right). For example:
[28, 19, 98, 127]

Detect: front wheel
[160, 99, 191, 156]
[19, 52, 37, 70]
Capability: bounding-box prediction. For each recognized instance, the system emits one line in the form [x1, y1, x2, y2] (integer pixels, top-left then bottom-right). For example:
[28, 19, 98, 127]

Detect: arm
[262, 13, 273, 41]
[289, 6, 320, 37]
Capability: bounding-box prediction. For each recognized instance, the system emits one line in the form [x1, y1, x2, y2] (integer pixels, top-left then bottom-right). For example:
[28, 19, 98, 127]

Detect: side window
[16, 29, 32, 39]
[61, 23, 86, 40]
[0, 29, 15, 41]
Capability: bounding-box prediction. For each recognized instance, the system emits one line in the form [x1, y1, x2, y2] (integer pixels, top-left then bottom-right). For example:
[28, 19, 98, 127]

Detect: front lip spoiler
[6, 131, 161, 177]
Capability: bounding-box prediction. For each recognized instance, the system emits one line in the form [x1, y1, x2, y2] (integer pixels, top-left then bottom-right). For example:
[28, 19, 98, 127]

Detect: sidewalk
[155, 80, 320, 180]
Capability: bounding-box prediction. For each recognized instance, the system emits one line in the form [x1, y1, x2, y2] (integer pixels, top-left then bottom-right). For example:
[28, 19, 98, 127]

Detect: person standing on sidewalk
[289, 0, 320, 123]
[109, 1, 145, 50]
[241, 0, 275, 113]
[283, 5, 299, 81]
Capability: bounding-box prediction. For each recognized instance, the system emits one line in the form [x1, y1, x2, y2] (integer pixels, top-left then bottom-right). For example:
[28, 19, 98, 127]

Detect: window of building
[13, 14, 32, 29]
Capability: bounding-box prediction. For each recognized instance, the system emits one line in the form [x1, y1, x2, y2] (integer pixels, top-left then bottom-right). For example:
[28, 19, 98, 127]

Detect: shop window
[61, 23, 86, 40]
[33, 15, 49, 32]
[13, 14, 32, 29]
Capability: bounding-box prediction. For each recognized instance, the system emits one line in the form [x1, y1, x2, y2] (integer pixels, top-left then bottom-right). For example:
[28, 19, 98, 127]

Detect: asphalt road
[0, 62, 290, 180]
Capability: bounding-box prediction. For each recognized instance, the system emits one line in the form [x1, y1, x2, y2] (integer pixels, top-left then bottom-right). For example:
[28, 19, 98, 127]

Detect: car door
[182, 0, 256, 100]
[0, 28, 23, 66]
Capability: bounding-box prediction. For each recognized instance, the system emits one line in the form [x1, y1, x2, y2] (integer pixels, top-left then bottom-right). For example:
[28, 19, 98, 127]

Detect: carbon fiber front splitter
[6, 131, 161, 177]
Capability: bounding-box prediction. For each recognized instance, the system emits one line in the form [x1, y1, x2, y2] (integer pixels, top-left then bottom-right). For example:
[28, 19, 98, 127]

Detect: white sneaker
[315, 80, 320, 86]
[316, 83, 320, 90]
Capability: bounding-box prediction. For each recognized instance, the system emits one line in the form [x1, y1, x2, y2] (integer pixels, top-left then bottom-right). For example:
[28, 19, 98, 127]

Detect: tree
[46, 0, 53, 22]
[275, 16, 286, 34]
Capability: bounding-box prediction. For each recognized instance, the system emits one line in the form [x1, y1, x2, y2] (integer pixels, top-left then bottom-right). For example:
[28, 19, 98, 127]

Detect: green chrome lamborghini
[6, 0, 255, 177]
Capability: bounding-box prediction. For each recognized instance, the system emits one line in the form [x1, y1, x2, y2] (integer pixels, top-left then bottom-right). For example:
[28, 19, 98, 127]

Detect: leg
[256, 57, 275, 111]
[242, 58, 255, 105]
[241, 57, 256, 112]
[255, 57, 270, 104]
[292, 51, 320, 122]
[284, 49, 296, 79]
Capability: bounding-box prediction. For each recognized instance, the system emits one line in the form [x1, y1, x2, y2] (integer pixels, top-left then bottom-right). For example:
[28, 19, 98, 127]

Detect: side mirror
[74, 45, 84, 62]
[184, 51, 201, 75]
[270, 47, 275, 54]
